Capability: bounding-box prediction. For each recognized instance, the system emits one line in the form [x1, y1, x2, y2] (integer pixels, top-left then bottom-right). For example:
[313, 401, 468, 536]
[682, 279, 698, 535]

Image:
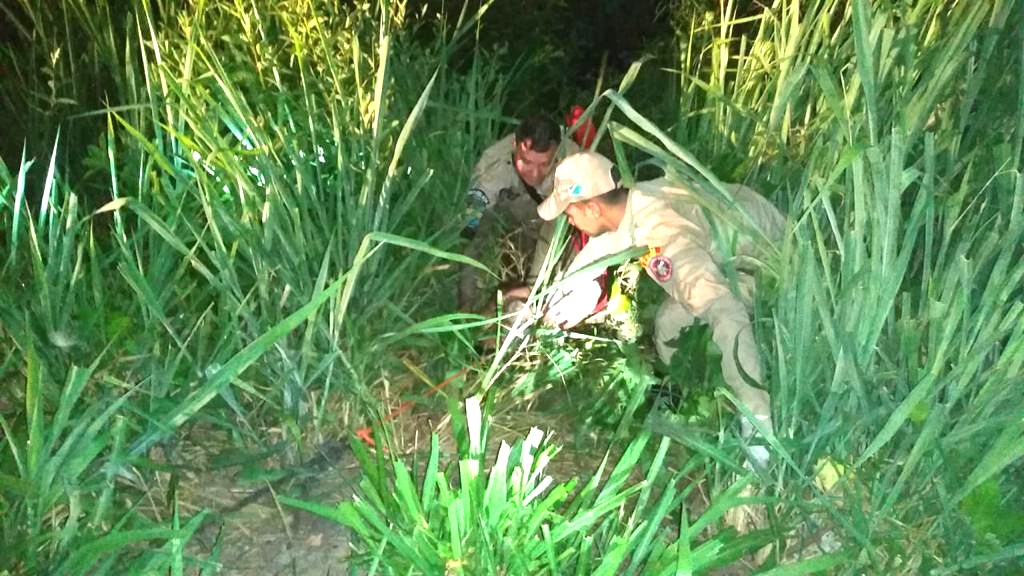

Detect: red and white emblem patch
[647, 255, 673, 283]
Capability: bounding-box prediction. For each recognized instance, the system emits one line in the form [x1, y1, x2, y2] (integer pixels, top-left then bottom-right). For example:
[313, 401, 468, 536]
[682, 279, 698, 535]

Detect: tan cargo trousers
[653, 276, 772, 419]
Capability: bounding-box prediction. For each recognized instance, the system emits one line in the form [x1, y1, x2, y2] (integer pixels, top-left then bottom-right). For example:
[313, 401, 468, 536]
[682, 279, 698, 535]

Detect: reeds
[1, 0, 1021, 573]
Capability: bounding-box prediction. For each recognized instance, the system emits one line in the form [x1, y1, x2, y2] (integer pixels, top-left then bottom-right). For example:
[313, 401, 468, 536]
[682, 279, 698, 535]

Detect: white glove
[544, 279, 602, 330]
[740, 414, 773, 472]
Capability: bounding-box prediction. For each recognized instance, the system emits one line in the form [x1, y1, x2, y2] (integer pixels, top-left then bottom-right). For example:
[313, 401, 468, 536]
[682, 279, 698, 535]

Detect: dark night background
[0, 0, 680, 171]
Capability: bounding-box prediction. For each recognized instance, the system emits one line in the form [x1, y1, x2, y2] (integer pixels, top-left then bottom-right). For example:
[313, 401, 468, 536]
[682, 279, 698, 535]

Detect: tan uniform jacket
[559, 178, 783, 414]
[460, 134, 579, 309]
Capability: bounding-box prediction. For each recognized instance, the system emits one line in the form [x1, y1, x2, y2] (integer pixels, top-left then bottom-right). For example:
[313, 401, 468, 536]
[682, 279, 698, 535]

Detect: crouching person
[458, 116, 579, 313]
[538, 152, 784, 467]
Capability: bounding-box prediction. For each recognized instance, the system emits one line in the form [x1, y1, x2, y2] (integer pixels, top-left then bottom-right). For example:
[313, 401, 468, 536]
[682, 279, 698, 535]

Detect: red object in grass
[566, 105, 597, 149]
[354, 367, 470, 449]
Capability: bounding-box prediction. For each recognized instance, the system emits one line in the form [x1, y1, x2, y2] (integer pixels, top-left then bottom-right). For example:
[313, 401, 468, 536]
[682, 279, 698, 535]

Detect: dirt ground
[167, 392, 823, 575]
[169, 394, 629, 575]
[175, 439, 360, 575]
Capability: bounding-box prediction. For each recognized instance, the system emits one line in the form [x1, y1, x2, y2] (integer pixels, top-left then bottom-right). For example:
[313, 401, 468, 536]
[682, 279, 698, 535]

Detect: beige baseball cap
[537, 152, 620, 221]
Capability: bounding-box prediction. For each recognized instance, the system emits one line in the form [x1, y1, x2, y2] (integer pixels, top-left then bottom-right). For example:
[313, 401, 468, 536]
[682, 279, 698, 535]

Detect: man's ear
[583, 200, 603, 218]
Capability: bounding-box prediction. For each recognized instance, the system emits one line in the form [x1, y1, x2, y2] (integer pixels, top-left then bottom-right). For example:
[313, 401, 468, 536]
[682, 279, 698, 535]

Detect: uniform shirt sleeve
[465, 137, 518, 234]
[468, 135, 516, 207]
[543, 228, 629, 327]
[468, 161, 504, 209]
[653, 235, 765, 389]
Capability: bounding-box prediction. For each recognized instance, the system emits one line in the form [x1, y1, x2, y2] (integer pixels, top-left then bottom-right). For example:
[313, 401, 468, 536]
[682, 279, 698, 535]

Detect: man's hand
[543, 279, 603, 330]
[501, 285, 532, 301]
[542, 309, 574, 330]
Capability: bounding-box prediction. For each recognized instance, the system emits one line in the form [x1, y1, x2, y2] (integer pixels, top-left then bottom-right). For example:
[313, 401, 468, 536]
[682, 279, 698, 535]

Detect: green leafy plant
[1, 0, 1022, 573]
[284, 396, 800, 575]
[1, 0, 515, 571]
[653, 0, 1024, 571]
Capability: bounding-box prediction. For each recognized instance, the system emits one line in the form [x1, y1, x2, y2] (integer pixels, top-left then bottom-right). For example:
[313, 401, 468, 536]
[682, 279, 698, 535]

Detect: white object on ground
[740, 413, 773, 471]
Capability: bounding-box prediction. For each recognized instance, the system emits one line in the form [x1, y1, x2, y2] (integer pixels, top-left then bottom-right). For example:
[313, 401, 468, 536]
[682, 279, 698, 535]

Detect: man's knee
[654, 301, 696, 362]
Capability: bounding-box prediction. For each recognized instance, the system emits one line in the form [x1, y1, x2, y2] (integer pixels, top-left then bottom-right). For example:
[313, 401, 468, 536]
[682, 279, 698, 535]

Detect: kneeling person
[539, 152, 784, 452]
[459, 116, 579, 311]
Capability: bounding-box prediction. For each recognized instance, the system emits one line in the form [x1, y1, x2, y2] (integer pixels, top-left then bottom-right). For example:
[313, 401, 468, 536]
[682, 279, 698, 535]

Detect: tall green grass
[657, 0, 1024, 571]
[0, 0, 515, 572]
[2, 0, 1022, 573]
[328, 0, 1021, 571]
[288, 0, 1024, 568]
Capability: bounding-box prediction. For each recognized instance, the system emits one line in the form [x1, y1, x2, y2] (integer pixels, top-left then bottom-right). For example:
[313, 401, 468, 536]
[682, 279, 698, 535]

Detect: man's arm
[458, 206, 503, 311]
[458, 140, 512, 309]
[462, 169, 501, 238]
[542, 231, 622, 329]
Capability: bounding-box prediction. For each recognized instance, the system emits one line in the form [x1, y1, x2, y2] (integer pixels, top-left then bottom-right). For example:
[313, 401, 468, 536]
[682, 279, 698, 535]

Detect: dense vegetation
[1, 0, 1021, 574]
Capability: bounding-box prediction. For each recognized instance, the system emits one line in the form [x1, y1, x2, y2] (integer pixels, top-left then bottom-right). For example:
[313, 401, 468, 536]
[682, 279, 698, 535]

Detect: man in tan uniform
[459, 117, 579, 311]
[538, 152, 784, 465]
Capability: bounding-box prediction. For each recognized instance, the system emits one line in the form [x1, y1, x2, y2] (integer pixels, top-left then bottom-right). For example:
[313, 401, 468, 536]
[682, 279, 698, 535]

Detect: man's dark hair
[515, 116, 561, 152]
[594, 186, 630, 206]
[592, 165, 628, 206]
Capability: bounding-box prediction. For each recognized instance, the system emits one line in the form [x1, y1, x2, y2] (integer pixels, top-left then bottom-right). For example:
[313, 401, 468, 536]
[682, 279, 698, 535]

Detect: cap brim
[537, 194, 569, 221]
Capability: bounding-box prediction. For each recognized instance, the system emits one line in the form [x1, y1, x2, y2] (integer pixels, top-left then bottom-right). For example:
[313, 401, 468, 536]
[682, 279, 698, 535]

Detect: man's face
[513, 138, 557, 188]
[564, 201, 606, 237]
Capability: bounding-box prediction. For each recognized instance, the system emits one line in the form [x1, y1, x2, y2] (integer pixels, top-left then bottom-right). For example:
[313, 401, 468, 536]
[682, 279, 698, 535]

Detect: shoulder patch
[467, 188, 490, 208]
[638, 247, 671, 282]
[647, 255, 673, 283]
[640, 247, 673, 282]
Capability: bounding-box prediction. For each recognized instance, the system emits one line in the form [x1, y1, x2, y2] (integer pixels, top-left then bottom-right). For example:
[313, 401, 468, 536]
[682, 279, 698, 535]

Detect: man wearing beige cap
[459, 117, 579, 311]
[538, 151, 784, 465]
